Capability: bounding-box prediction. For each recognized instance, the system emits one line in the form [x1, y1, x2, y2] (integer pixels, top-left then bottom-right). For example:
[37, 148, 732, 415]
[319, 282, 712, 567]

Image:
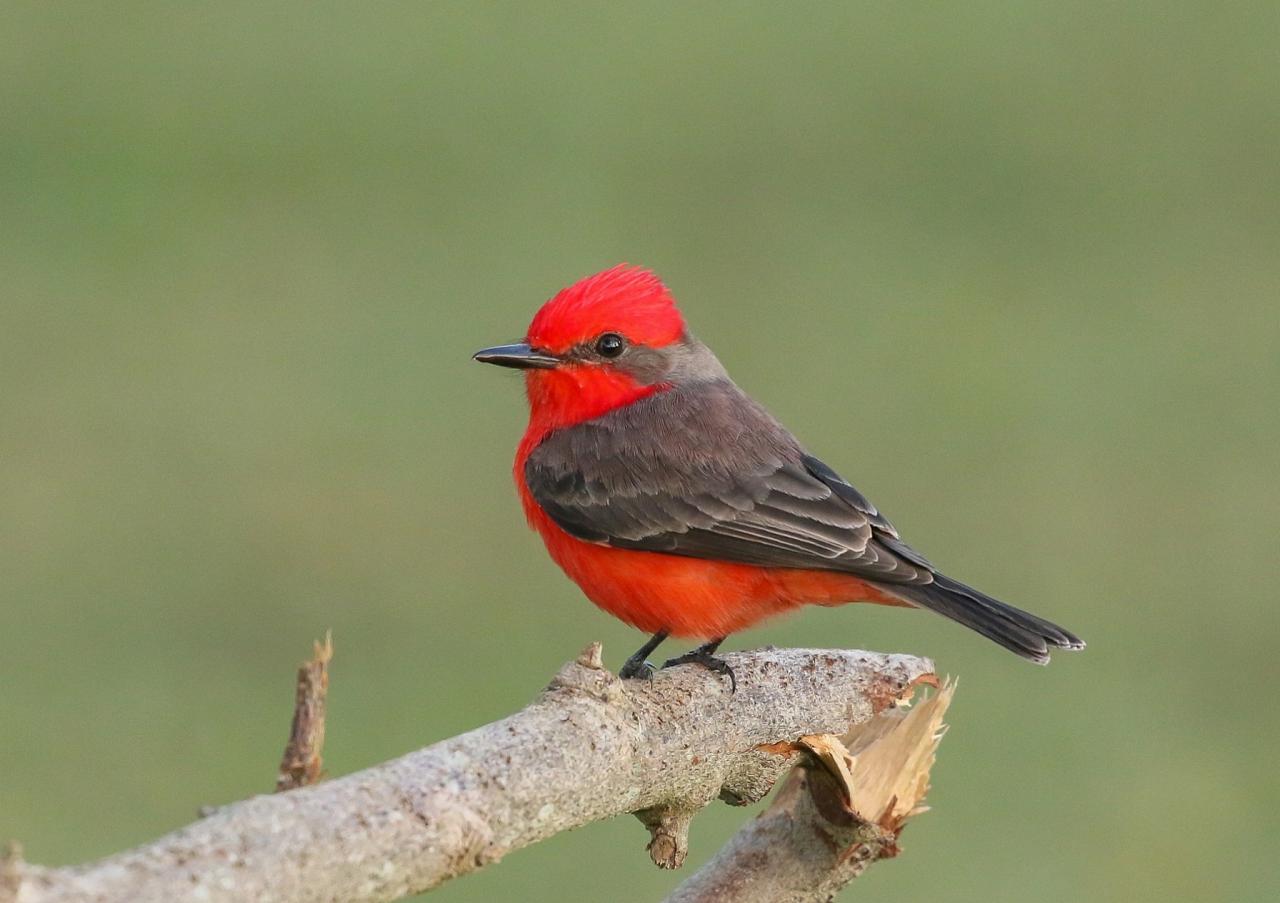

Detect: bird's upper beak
[472, 342, 561, 370]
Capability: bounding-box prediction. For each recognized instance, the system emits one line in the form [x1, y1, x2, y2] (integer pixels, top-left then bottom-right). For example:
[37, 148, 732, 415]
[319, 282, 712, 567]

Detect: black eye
[594, 333, 626, 358]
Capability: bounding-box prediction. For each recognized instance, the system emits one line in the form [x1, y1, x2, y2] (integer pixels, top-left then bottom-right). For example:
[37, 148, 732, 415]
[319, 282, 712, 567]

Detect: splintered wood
[802, 676, 954, 833]
[276, 631, 333, 792]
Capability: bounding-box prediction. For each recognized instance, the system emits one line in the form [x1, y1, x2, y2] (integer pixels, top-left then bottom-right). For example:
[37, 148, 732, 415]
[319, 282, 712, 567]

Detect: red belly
[530, 505, 909, 638]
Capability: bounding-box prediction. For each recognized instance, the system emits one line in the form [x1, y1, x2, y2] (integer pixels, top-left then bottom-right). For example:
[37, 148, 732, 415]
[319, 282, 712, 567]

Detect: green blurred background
[3, 3, 1277, 901]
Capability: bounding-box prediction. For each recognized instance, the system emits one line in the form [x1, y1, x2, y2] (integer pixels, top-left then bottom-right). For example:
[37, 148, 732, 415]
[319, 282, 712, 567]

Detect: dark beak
[472, 342, 561, 370]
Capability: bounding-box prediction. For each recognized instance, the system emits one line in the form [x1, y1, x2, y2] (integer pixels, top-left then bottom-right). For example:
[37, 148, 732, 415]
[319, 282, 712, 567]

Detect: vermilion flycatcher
[475, 265, 1083, 686]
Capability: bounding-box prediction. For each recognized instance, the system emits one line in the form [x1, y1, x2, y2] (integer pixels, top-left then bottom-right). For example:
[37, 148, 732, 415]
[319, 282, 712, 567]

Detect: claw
[618, 658, 656, 680]
[661, 649, 736, 693]
[618, 630, 669, 680]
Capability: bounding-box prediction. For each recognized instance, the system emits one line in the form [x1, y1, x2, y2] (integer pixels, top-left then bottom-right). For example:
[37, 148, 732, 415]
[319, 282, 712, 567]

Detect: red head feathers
[526, 264, 685, 354]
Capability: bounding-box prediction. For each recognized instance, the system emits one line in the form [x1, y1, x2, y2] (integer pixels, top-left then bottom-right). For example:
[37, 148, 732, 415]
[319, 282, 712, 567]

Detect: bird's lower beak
[472, 342, 561, 370]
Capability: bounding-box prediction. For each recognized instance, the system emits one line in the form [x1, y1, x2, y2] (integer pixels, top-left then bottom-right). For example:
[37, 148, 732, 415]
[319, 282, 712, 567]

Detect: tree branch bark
[5, 644, 936, 903]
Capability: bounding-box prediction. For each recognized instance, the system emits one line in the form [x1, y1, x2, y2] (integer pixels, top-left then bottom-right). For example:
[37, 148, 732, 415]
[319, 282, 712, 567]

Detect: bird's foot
[662, 647, 736, 693]
[618, 629, 669, 681]
[618, 657, 657, 680]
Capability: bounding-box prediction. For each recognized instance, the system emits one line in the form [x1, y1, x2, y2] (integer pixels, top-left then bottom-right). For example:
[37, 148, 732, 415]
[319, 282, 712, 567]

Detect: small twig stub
[1, 841, 24, 903]
[276, 631, 333, 792]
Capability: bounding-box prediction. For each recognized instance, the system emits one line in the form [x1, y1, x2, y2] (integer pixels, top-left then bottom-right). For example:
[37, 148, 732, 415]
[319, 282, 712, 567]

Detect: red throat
[519, 366, 664, 459]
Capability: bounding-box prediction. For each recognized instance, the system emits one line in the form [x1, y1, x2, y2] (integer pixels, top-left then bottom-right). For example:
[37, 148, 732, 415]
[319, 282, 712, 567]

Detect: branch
[5, 644, 935, 903]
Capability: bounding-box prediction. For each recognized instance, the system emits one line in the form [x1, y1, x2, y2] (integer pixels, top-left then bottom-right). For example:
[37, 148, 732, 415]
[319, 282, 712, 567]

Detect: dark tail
[897, 573, 1085, 664]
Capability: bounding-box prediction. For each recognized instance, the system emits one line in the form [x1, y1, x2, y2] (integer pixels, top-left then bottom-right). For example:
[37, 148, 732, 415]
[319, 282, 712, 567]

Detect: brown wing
[523, 380, 935, 584]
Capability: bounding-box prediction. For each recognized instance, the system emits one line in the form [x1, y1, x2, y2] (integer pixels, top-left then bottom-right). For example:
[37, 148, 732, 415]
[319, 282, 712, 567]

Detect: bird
[474, 264, 1083, 688]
